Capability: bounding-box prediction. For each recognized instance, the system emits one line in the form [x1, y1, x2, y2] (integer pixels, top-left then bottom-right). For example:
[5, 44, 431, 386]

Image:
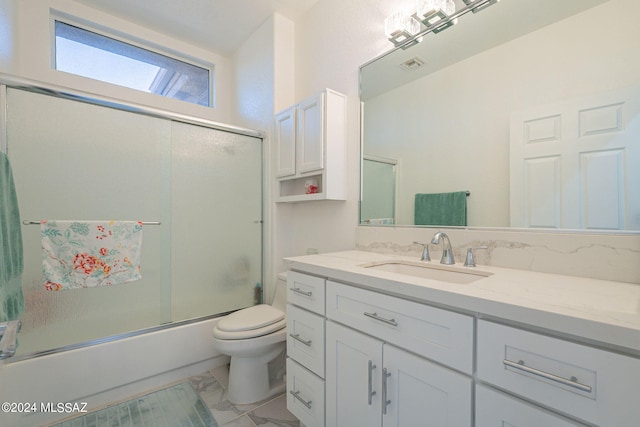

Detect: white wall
[233, 13, 296, 302]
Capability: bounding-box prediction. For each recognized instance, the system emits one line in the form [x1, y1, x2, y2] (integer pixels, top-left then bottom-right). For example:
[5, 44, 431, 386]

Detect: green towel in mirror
[414, 191, 468, 226]
[0, 152, 24, 322]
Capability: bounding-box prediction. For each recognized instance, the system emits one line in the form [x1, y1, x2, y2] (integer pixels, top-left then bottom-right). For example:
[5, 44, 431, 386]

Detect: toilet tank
[271, 272, 287, 312]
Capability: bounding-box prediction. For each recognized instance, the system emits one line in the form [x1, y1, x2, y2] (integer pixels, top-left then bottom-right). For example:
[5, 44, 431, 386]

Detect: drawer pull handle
[289, 333, 312, 347]
[290, 287, 313, 297]
[382, 368, 391, 415]
[290, 390, 312, 409]
[364, 312, 398, 327]
[503, 359, 592, 393]
[368, 360, 377, 405]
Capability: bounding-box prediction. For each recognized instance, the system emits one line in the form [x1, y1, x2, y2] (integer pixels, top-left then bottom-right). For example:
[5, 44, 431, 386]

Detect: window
[54, 21, 211, 107]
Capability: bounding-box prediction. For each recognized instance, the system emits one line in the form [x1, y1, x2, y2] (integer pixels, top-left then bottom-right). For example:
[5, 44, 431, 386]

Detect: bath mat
[50, 382, 217, 427]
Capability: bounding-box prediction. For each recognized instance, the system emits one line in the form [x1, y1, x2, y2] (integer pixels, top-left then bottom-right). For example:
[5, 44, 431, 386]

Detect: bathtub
[0, 317, 229, 427]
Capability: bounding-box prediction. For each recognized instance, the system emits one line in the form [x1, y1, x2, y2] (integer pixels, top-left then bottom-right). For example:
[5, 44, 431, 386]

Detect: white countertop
[284, 250, 640, 354]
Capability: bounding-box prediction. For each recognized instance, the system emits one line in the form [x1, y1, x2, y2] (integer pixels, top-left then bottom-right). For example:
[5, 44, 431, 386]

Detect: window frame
[50, 15, 215, 108]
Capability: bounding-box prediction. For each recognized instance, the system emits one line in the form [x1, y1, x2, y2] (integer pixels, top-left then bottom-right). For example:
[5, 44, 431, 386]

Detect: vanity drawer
[287, 303, 325, 378]
[287, 271, 325, 315]
[287, 358, 325, 427]
[326, 280, 473, 374]
[476, 384, 586, 426]
[477, 320, 640, 426]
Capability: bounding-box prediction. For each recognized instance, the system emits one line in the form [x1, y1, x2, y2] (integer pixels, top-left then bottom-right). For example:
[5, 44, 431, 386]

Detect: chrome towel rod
[22, 220, 161, 225]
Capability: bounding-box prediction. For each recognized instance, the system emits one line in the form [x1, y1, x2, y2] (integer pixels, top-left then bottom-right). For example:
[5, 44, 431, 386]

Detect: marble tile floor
[49, 364, 299, 427]
[190, 364, 300, 427]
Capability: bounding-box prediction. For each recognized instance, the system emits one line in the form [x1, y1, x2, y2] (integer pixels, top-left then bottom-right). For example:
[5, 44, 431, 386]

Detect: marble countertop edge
[283, 250, 640, 354]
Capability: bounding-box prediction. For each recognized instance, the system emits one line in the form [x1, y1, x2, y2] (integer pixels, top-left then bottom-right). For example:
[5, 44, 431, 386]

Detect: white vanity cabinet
[326, 321, 472, 427]
[285, 271, 326, 427]
[476, 385, 587, 426]
[477, 320, 640, 426]
[274, 89, 346, 202]
[325, 281, 473, 426]
[285, 252, 640, 427]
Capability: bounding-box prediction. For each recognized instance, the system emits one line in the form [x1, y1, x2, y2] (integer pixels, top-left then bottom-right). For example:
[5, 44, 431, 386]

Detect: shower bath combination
[1, 83, 265, 361]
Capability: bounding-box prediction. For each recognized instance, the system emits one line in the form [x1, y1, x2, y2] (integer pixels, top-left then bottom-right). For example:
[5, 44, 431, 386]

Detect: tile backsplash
[356, 227, 640, 284]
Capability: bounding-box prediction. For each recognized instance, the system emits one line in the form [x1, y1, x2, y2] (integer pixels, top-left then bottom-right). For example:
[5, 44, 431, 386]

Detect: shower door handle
[0, 320, 22, 359]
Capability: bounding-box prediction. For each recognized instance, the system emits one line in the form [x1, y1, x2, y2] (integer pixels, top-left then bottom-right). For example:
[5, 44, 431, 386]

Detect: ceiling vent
[399, 56, 426, 71]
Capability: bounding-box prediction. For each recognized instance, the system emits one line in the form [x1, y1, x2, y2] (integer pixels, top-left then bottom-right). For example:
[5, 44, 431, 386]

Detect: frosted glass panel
[171, 122, 262, 320]
[7, 89, 170, 354]
[4, 88, 263, 356]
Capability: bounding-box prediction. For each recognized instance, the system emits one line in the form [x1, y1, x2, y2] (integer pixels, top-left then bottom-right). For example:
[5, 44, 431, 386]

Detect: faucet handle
[464, 246, 488, 267]
[413, 241, 431, 262]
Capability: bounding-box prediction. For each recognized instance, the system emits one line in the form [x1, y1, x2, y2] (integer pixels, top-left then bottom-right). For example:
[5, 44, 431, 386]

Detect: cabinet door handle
[367, 360, 377, 405]
[382, 368, 391, 415]
[363, 312, 398, 327]
[289, 333, 312, 347]
[503, 359, 592, 393]
[289, 390, 313, 409]
[289, 287, 313, 297]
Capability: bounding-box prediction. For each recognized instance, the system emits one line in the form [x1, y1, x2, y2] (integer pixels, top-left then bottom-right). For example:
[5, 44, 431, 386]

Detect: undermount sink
[360, 260, 493, 284]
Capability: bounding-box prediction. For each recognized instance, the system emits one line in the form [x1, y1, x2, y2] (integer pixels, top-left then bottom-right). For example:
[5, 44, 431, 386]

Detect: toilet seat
[213, 304, 286, 340]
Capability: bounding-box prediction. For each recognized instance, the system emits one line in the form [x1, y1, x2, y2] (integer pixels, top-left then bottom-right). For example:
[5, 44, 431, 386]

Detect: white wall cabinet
[326, 321, 472, 427]
[274, 89, 346, 202]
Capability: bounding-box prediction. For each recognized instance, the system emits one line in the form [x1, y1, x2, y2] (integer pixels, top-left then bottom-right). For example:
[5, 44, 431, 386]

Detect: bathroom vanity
[284, 250, 640, 426]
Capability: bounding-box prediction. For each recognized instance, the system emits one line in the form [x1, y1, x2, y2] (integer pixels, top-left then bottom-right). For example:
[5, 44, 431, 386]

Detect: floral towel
[41, 220, 143, 291]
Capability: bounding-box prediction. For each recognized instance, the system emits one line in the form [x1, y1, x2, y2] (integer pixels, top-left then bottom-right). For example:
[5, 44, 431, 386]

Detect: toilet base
[227, 341, 286, 404]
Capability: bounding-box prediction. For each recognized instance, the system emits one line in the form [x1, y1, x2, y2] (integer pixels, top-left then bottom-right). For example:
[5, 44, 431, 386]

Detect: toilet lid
[212, 318, 286, 340]
[217, 304, 285, 333]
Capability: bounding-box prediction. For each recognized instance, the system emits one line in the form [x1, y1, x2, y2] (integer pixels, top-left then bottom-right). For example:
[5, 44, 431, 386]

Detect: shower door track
[6, 310, 236, 363]
[0, 73, 265, 139]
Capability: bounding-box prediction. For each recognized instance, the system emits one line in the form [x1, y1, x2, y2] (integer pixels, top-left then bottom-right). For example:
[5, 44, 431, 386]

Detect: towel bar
[22, 220, 161, 225]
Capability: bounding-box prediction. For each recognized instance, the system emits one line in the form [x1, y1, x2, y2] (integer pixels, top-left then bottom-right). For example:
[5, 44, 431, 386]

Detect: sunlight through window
[55, 21, 211, 107]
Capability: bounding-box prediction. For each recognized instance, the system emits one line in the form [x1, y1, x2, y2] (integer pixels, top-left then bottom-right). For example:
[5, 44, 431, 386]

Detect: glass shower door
[4, 87, 263, 357]
[171, 122, 263, 321]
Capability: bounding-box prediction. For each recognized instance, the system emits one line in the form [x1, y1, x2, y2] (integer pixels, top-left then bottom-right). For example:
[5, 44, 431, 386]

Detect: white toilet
[212, 273, 288, 404]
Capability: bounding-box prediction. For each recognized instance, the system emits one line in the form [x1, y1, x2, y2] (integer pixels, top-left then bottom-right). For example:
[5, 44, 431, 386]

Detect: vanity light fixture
[386, 0, 502, 48]
[416, 0, 456, 27]
[385, 10, 421, 48]
[462, 0, 500, 13]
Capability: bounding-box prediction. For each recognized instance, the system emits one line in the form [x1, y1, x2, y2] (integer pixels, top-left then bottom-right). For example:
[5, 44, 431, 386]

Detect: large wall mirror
[360, 0, 640, 232]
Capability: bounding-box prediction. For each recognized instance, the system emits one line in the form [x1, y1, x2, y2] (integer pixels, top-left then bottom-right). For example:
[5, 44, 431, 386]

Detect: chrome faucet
[431, 232, 455, 265]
